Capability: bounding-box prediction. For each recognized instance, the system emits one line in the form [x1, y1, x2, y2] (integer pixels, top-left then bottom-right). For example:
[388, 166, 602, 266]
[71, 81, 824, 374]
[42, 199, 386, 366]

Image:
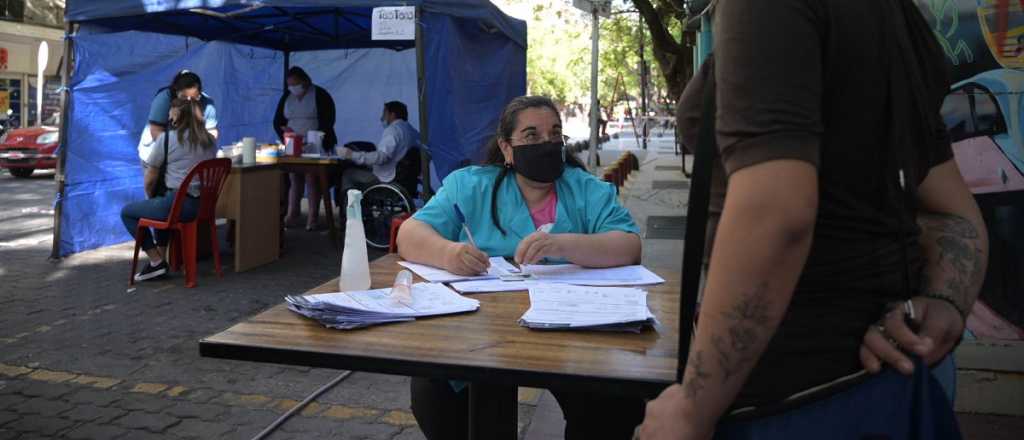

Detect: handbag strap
[677, 64, 717, 382]
[161, 129, 170, 179]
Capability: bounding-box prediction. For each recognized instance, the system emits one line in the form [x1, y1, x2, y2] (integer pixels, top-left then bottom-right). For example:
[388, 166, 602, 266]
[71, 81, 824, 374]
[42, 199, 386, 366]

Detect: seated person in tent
[335, 101, 419, 194]
[138, 70, 218, 165]
[395, 95, 644, 440]
[274, 66, 338, 231]
[122, 99, 217, 282]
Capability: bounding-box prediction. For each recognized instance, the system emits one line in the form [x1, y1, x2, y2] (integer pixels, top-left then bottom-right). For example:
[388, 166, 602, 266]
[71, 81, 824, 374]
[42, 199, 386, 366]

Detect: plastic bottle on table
[339, 189, 371, 292]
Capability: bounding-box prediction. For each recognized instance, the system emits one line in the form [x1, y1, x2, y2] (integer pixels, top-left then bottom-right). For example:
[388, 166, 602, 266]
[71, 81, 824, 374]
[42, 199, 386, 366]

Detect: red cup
[283, 132, 304, 156]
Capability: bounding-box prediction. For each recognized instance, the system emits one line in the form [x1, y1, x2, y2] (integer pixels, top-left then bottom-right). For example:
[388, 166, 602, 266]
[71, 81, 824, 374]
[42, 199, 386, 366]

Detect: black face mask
[511, 141, 565, 183]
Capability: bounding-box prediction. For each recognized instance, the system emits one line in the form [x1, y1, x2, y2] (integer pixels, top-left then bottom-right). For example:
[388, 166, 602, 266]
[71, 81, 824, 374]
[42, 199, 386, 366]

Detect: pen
[453, 204, 477, 248]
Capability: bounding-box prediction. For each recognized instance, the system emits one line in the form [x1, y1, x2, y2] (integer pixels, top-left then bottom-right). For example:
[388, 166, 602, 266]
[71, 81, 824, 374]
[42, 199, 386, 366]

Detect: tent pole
[415, 7, 432, 200]
[49, 21, 75, 262]
[283, 50, 291, 88]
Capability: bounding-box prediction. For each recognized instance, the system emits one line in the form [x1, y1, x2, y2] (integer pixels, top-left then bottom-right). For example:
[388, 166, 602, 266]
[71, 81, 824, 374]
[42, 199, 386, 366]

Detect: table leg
[318, 170, 338, 246]
[233, 168, 281, 272]
[468, 383, 517, 440]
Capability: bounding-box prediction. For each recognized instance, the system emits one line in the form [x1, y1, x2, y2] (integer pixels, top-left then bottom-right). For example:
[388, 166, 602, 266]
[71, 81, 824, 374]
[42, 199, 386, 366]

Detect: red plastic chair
[388, 212, 412, 254]
[130, 158, 232, 288]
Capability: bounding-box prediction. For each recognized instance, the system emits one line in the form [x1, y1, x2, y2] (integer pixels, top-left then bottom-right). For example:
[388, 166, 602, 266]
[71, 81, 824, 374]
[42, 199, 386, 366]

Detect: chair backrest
[165, 158, 232, 226]
[394, 145, 421, 199]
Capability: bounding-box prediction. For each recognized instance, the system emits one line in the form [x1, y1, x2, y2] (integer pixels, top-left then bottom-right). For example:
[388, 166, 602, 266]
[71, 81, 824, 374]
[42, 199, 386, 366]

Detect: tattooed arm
[861, 160, 988, 373]
[640, 160, 819, 440]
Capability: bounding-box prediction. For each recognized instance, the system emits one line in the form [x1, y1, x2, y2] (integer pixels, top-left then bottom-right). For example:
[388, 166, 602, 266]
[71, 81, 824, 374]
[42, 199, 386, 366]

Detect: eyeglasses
[509, 134, 570, 146]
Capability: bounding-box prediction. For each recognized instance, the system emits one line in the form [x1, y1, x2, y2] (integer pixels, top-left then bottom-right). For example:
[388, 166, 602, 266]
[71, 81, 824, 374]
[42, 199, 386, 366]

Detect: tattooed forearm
[917, 213, 986, 311]
[683, 350, 711, 399]
[703, 283, 774, 386]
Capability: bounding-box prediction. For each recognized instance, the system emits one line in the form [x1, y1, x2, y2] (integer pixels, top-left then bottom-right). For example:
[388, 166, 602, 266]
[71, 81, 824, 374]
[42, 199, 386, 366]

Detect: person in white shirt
[336, 101, 419, 192]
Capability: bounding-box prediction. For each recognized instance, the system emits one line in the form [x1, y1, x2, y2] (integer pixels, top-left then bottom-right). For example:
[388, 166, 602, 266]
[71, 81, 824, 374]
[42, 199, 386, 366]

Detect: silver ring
[904, 299, 916, 320]
[876, 324, 886, 336]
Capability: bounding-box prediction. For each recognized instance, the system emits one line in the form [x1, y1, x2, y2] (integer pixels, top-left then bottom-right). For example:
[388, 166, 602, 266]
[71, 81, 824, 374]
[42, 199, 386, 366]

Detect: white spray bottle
[339, 189, 371, 292]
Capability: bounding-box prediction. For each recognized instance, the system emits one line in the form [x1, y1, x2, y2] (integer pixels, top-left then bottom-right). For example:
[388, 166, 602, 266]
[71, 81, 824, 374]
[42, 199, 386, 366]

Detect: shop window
[0, 0, 24, 23]
[27, 76, 60, 126]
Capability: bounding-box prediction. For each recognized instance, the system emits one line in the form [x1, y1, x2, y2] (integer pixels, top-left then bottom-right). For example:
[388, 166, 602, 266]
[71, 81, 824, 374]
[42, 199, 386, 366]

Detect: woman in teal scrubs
[397, 96, 645, 440]
[397, 96, 641, 275]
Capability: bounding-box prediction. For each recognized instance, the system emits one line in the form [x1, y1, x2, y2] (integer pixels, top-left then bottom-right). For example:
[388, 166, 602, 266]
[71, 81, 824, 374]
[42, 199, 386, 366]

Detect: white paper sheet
[449, 279, 555, 293]
[520, 264, 666, 286]
[397, 257, 517, 283]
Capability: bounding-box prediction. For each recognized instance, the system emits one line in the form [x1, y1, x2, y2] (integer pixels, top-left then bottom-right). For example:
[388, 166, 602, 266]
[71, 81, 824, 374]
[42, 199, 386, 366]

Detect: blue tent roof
[66, 0, 526, 51]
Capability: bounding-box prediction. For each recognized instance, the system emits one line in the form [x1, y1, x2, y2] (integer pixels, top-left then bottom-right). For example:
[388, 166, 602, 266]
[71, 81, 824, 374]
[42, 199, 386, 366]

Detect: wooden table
[200, 254, 680, 439]
[215, 163, 281, 272]
[258, 155, 344, 244]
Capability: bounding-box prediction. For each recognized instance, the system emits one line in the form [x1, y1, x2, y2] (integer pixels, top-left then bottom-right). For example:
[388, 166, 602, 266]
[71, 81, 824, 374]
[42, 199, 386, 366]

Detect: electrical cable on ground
[250, 370, 355, 440]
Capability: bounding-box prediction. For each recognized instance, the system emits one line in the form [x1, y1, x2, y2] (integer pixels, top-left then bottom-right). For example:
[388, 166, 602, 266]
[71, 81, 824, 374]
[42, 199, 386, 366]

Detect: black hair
[383, 101, 408, 121]
[169, 70, 202, 97]
[286, 66, 313, 88]
[481, 96, 584, 235]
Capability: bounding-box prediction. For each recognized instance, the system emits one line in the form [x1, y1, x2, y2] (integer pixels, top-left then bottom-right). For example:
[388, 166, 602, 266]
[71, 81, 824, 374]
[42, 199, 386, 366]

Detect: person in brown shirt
[638, 0, 988, 438]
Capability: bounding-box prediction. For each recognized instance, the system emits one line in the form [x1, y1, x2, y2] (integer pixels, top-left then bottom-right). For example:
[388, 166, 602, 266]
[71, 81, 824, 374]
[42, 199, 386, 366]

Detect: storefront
[0, 19, 63, 129]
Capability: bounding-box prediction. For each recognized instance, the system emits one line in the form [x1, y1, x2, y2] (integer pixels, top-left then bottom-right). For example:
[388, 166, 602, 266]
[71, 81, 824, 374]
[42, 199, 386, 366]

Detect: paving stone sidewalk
[0, 170, 530, 439]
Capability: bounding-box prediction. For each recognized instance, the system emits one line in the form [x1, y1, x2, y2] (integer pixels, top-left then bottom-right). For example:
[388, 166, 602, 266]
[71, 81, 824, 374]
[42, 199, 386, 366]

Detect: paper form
[397, 257, 518, 283]
[518, 285, 657, 331]
[519, 264, 665, 286]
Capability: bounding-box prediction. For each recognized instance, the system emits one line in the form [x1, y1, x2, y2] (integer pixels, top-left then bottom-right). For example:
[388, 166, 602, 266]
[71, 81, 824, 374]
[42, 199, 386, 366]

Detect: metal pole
[49, 22, 74, 261]
[283, 50, 291, 88]
[415, 7, 432, 200]
[587, 8, 600, 170]
[639, 15, 648, 150]
[696, 14, 712, 70]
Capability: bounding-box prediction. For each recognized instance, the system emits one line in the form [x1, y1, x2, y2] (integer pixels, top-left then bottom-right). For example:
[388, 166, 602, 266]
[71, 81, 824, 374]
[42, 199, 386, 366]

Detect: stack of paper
[518, 285, 657, 332]
[286, 283, 479, 330]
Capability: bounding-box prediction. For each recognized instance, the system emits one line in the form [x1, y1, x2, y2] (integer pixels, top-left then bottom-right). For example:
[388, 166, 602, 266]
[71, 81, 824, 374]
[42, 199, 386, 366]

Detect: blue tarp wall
[59, 1, 526, 256]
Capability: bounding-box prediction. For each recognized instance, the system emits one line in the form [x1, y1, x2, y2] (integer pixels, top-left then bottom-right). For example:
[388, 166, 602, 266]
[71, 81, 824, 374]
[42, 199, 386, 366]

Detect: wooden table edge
[198, 336, 671, 397]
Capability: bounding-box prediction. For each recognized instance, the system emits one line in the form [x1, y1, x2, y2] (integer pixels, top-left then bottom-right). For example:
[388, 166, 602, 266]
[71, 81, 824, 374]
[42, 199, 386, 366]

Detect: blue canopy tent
[53, 0, 527, 257]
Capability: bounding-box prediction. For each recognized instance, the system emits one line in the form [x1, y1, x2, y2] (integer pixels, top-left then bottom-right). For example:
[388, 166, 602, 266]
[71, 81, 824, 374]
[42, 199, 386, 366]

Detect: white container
[339, 189, 371, 292]
[306, 130, 325, 154]
[242, 137, 257, 164]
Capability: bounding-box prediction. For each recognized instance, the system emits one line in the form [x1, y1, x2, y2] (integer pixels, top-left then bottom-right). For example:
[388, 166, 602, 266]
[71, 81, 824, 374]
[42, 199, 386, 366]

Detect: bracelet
[919, 293, 969, 323]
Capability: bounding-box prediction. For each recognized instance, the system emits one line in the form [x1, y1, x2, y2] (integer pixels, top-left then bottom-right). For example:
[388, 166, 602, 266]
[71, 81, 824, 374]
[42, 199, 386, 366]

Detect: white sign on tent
[371, 7, 416, 41]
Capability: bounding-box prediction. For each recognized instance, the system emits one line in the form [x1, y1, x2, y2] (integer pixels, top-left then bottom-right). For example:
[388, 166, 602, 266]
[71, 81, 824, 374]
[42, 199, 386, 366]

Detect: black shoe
[135, 261, 169, 282]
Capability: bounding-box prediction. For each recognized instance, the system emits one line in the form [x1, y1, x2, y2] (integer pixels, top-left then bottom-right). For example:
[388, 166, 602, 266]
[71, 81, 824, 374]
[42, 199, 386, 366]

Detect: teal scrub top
[412, 165, 640, 258]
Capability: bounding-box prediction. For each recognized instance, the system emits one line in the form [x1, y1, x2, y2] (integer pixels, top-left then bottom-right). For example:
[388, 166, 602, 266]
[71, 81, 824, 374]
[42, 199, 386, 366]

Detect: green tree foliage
[506, 0, 692, 115]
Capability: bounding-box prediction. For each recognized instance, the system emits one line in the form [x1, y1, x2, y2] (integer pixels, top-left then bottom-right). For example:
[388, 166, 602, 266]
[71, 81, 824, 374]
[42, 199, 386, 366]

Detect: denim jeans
[121, 192, 199, 251]
[716, 356, 961, 440]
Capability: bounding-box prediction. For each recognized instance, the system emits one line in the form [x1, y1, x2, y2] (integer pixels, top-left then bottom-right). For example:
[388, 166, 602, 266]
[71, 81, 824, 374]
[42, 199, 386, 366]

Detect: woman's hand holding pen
[444, 242, 490, 276]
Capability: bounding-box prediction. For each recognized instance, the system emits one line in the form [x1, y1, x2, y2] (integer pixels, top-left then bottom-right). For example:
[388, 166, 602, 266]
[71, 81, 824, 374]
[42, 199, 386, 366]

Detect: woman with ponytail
[396, 96, 645, 440]
[121, 98, 217, 282]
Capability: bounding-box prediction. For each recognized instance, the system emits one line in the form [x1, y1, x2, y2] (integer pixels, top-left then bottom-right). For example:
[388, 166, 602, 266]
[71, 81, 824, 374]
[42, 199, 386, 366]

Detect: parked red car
[0, 126, 60, 178]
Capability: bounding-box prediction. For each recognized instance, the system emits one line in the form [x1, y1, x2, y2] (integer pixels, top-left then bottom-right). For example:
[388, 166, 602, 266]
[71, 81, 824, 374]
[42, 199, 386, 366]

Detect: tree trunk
[631, 0, 693, 100]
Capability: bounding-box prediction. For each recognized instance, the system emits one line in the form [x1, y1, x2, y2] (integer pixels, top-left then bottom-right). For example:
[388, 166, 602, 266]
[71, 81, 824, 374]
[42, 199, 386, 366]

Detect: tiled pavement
[0, 169, 451, 439]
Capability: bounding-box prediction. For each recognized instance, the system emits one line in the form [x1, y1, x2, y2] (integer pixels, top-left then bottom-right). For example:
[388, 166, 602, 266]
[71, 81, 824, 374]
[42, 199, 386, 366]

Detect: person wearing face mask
[335, 101, 418, 195]
[395, 96, 644, 440]
[273, 66, 338, 231]
[138, 70, 219, 165]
